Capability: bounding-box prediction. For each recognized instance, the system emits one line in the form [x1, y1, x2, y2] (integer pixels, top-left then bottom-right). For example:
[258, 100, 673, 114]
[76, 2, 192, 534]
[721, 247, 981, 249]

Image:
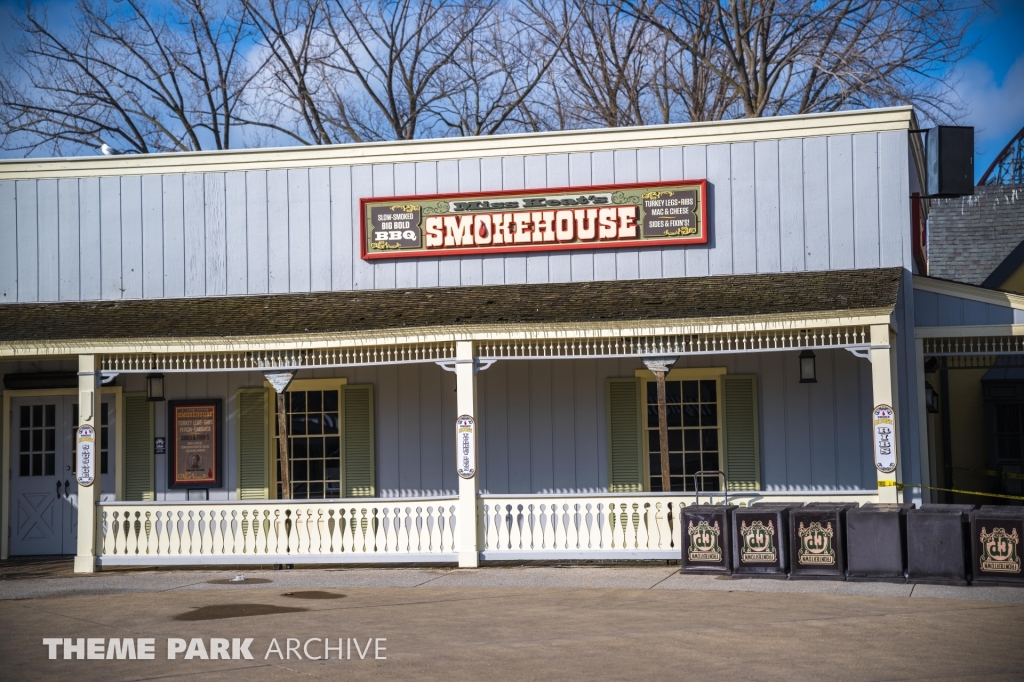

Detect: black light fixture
[799, 350, 817, 383]
[925, 383, 940, 414]
[146, 373, 165, 401]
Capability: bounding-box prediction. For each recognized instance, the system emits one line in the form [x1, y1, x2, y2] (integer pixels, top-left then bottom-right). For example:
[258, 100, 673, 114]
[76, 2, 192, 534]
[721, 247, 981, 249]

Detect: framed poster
[360, 179, 708, 260]
[167, 400, 223, 489]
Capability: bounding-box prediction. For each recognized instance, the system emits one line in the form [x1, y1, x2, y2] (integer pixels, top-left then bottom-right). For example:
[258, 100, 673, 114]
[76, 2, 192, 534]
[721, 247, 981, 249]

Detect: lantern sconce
[146, 373, 165, 402]
[799, 350, 817, 383]
[925, 383, 940, 414]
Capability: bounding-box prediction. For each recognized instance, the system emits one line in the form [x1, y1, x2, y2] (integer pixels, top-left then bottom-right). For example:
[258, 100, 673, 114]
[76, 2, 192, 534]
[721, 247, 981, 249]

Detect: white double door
[9, 395, 116, 556]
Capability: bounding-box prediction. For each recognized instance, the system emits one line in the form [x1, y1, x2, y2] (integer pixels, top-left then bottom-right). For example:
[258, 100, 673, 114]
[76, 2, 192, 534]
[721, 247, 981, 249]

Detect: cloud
[952, 54, 1024, 158]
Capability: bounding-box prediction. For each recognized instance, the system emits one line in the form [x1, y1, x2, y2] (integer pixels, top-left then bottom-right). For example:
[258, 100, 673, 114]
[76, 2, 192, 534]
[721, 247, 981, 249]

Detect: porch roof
[0, 268, 901, 345]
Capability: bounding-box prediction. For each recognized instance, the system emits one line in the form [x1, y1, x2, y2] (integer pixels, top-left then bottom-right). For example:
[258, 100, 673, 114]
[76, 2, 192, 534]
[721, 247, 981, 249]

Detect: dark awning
[0, 268, 902, 344]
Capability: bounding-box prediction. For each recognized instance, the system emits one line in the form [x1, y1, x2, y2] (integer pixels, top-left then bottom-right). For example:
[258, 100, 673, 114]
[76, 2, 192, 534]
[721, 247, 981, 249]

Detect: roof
[0, 107, 914, 180]
[928, 184, 1024, 286]
[0, 268, 902, 345]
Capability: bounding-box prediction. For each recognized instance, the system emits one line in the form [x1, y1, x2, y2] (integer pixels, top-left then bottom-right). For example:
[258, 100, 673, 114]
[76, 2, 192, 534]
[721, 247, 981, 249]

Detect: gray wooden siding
[2, 350, 875, 499]
[914, 290, 1023, 327]
[0, 132, 911, 302]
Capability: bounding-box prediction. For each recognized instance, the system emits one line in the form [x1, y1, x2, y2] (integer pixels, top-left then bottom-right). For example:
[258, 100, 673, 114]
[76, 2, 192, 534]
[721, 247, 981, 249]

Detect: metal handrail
[689, 470, 728, 506]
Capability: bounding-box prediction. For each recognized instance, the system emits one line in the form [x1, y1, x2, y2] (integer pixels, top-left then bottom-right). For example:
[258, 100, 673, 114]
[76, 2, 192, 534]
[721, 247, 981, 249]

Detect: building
[1, 106, 1020, 572]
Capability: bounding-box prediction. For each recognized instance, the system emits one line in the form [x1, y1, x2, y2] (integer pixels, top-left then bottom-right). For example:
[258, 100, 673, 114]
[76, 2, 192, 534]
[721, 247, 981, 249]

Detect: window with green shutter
[722, 374, 761, 491]
[238, 388, 270, 500]
[124, 393, 154, 501]
[607, 377, 644, 492]
[342, 384, 375, 497]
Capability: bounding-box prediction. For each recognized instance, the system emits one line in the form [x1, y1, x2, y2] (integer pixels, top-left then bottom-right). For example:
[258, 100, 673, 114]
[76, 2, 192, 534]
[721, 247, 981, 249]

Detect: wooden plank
[266, 169, 290, 293]
[803, 137, 830, 271]
[182, 173, 205, 297]
[161, 175, 185, 299]
[288, 168, 311, 292]
[569, 152, 594, 282]
[119, 175, 143, 299]
[778, 138, 805, 273]
[203, 173, 226, 296]
[551, 360, 577, 490]
[350, 165, 375, 290]
[706, 143, 733, 275]
[754, 140, 781, 273]
[878, 130, 909, 268]
[480, 362, 509, 493]
[613, 150, 639, 280]
[730, 143, 757, 274]
[437, 160, 461, 287]
[572, 359, 600, 490]
[962, 299, 988, 326]
[36, 179, 59, 302]
[507, 358, 532, 493]
[397, 363, 422, 491]
[245, 171, 269, 294]
[414, 162, 439, 287]
[682, 145, 708, 277]
[988, 303, 1016, 325]
[16, 179, 38, 301]
[224, 172, 247, 295]
[936, 293, 962, 326]
[810, 350, 838, 487]
[758, 353, 788, 487]
[914, 290, 938, 327]
[833, 348, 866, 488]
[330, 166, 352, 291]
[141, 175, 163, 298]
[530, 360, 554, 492]
[439, 361, 458, 493]
[57, 179, 81, 301]
[0, 182, 17, 301]
[374, 364, 399, 493]
[99, 176, 123, 300]
[783, 353, 812, 487]
[77, 178, 103, 301]
[418, 363, 445, 493]
[828, 135, 855, 270]
[853, 133, 880, 268]
[393, 163, 417, 289]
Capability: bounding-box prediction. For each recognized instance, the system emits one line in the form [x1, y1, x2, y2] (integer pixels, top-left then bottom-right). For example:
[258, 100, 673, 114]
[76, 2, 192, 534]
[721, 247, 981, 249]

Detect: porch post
[74, 354, 103, 573]
[915, 338, 934, 503]
[869, 324, 902, 503]
[455, 340, 480, 567]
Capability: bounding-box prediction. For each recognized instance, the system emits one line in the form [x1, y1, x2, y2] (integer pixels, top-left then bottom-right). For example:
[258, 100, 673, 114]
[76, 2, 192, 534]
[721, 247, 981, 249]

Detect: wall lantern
[799, 350, 817, 383]
[146, 373, 165, 402]
[925, 383, 940, 413]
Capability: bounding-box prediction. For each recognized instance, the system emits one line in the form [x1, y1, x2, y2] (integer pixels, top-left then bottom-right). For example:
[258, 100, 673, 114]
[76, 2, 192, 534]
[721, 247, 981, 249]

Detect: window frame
[634, 367, 727, 492]
[264, 378, 348, 500]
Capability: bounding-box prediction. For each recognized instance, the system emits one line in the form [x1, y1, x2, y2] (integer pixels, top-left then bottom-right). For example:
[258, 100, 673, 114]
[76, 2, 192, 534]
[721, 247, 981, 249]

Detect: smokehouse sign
[361, 180, 707, 259]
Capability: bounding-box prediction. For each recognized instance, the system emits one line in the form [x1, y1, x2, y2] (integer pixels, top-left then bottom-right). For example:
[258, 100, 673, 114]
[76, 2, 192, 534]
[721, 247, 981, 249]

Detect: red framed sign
[361, 179, 707, 260]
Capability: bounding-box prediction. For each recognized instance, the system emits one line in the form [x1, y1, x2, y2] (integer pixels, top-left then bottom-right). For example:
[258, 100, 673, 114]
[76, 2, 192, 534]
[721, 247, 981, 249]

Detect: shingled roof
[928, 184, 1024, 286]
[0, 268, 902, 344]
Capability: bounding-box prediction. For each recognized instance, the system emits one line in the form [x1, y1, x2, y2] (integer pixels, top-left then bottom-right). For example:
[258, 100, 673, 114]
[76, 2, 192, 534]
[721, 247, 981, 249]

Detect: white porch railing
[96, 497, 458, 565]
[480, 494, 691, 560]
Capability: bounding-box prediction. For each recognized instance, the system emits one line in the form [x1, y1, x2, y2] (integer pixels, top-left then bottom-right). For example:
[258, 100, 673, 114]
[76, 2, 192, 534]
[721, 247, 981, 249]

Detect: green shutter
[607, 377, 644, 492]
[723, 374, 761, 491]
[238, 389, 270, 500]
[342, 384, 375, 497]
[124, 393, 154, 501]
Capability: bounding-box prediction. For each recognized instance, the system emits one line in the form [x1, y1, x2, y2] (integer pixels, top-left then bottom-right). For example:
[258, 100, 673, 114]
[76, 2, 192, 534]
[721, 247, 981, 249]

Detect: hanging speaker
[926, 126, 974, 197]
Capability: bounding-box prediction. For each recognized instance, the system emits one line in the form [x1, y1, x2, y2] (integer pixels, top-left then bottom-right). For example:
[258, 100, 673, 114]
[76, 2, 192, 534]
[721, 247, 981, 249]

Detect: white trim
[913, 275, 1024, 310]
[97, 553, 458, 566]
[0, 107, 913, 180]
[915, 325, 1024, 338]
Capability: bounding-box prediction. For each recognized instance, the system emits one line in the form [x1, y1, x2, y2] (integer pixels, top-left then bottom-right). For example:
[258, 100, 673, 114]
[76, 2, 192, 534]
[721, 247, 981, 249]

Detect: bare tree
[629, 0, 983, 122]
[0, 0, 259, 155]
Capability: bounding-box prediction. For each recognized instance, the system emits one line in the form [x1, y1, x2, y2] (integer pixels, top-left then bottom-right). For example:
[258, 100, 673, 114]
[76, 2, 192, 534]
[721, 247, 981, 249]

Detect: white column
[74, 354, 103, 573]
[870, 324, 902, 503]
[455, 340, 480, 567]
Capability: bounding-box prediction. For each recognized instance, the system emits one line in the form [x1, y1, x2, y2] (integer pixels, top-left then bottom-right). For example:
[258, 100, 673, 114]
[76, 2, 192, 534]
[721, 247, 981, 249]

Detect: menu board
[168, 400, 222, 488]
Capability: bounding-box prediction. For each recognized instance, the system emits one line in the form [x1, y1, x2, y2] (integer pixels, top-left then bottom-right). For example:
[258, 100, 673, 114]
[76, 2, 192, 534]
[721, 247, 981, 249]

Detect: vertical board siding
[16, 179, 39, 301]
[853, 133, 880, 268]
[731, 143, 756, 274]
[827, 135, 855, 270]
[754, 140, 781, 273]
[803, 137, 830, 271]
[183, 173, 205, 297]
[267, 169, 290, 293]
[37, 179, 59, 302]
[0, 182, 18, 301]
[99, 176, 123, 300]
[161, 175, 184, 298]
[58, 179, 81, 301]
[225, 172, 248, 295]
[121, 175, 143, 300]
[682, 145, 709, 278]
[141, 175, 164, 298]
[287, 168, 311, 292]
[778, 139, 805, 272]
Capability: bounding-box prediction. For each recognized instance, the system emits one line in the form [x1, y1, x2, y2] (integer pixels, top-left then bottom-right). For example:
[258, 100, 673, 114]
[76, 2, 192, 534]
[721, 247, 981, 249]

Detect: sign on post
[76, 425, 96, 487]
[873, 405, 897, 474]
[456, 415, 476, 479]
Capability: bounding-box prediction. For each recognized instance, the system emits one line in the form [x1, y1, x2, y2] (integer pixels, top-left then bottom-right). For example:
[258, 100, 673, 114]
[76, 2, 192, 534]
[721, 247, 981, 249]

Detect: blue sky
[1, 0, 1022, 181]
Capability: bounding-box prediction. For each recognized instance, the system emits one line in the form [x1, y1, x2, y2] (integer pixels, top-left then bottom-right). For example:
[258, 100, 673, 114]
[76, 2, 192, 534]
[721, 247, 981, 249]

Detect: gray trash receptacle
[847, 503, 913, 582]
[732, 503, 800, 577]
[789, 503, 856, 580]
[907, 504, 974, 585]
[970, 506, 1024, 587]
[680, 505, 737, 575]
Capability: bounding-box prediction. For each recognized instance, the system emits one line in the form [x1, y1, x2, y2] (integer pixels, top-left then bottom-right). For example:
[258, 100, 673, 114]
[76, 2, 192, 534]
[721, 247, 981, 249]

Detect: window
[72, 403, 109, 475]
[19, 404, 56, 477]
[644, 374, 722, 492]
[275, 389, 341, 499]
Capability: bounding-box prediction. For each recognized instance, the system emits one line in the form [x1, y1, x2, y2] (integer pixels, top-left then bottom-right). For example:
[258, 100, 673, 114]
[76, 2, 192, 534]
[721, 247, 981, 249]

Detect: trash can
[906, 504, 974, 585]
[732, 503, 799, 578]
[970, 506, 1024, 587]
[846, 503, 913, 582]
[788, 503, 856, 580]
[680, 504, 737, 575]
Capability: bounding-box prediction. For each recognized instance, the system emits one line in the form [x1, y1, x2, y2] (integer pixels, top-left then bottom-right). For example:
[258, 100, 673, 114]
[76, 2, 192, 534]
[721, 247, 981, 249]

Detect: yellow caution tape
[954, 466, 1024, 482]
[879, 479, 1024, 502]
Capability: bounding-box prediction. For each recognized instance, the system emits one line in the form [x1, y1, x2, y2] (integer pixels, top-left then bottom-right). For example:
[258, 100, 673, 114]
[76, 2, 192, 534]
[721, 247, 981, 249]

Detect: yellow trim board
[0, 107, 913, 180]
[914, 275, 1024, 310]
[634, 367, 727, 381]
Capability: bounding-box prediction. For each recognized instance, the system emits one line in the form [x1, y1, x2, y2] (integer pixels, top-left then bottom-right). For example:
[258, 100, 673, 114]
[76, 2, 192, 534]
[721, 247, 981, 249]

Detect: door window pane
[19, 403, 57, 478]
[276, 390, 342, 499]
[647, 378, 722, 492]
